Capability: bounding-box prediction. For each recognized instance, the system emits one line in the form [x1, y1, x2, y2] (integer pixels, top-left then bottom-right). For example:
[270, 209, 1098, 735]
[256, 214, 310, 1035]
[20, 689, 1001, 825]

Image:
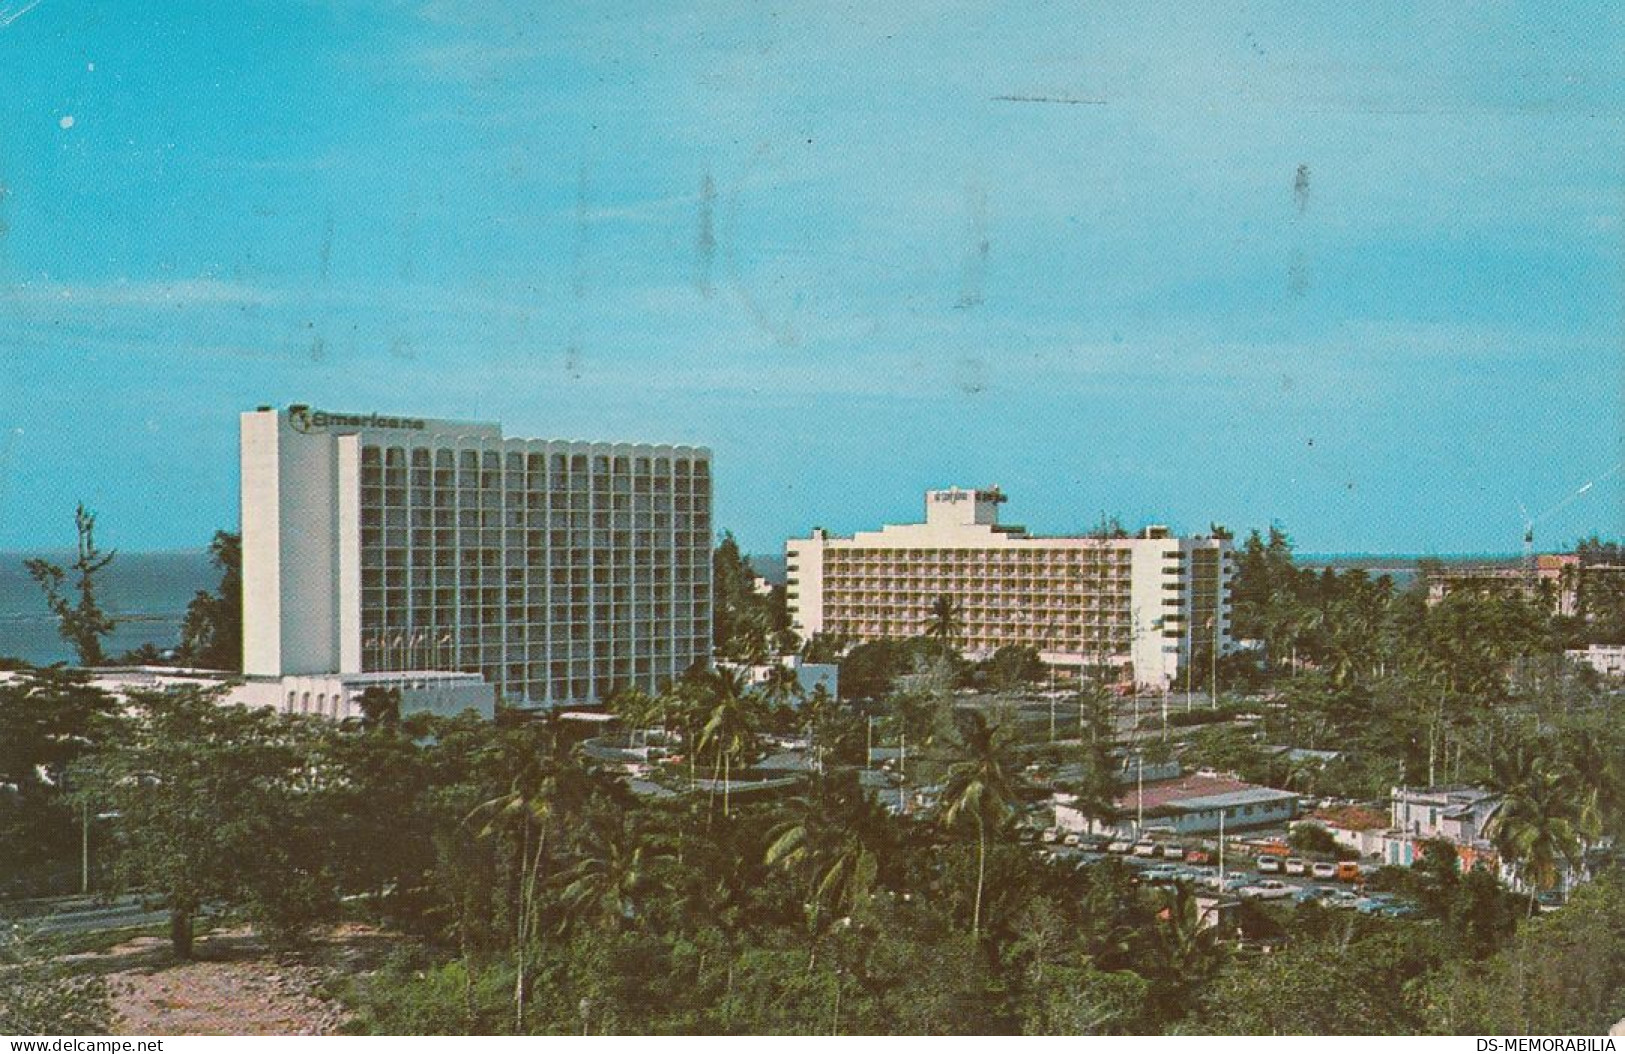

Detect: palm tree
[605, 684, 656, 748]
[764, 772, 889, 961]
[465, 715, 593, 1032]
[697, 667, 763, 819]
[1139, 883, 1226, 1019]
[557, 816, 661, 933]
[1068, 687, 1120, 832]
[925, 594, 964, 656]
[760, 662, 803, 712]
[1483, 743, 1586, 916]
[938, 709, 1021, 937]
[1559, 723, 1623, 842]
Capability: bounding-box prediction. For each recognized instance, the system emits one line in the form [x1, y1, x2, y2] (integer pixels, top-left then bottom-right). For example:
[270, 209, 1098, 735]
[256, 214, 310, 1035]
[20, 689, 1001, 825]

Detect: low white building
[719, 655, 839, 702]
[1568, 644, 1625, 679]
[6, 666, 495, 721]
[233, 670, 495, 720]
[1294, 806, 1390, 858]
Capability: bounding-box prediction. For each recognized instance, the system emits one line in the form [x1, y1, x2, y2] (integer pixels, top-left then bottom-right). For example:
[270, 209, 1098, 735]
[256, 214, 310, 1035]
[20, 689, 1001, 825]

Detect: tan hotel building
[786, 488, 1233, 689]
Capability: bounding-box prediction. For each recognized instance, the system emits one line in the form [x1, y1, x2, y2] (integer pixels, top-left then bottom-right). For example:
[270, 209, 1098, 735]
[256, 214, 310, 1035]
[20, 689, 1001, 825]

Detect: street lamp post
[1136, 753, 1144, 836]
[1211, 614, 1220, 710]
[81, 797, 89, 895]
[898, 732, 907, 813]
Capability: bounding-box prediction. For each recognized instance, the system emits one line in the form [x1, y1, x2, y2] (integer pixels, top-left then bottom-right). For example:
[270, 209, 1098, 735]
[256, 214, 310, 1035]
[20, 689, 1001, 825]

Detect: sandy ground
[64, 925, 398, 1036]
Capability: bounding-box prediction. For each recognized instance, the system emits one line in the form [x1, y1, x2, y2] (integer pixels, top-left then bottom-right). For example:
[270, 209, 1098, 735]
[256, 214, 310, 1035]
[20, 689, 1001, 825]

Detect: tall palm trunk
[515, 822, 548, 1033]
[973, 811, 987, 937]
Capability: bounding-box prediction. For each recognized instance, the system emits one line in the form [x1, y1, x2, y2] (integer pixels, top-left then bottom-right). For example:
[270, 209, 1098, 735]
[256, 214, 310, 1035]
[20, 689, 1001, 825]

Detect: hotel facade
[242, 405, 712, 709]
[786, 488, 1233, 689]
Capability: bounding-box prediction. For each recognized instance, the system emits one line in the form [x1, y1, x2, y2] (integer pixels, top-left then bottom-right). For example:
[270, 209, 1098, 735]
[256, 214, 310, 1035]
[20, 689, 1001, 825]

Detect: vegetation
[712, 533, 792, 662]
[0, 928, 113, 1034]
[3, 526, 1621, 1034]
[24, 504, 117, 667]
[177, 530, 243, 671]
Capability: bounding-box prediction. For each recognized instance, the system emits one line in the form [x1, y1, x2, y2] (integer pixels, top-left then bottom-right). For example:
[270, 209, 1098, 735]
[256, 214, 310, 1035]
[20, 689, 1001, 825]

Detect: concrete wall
[786, 531, 827, 640]
[241, 410, 282, 676]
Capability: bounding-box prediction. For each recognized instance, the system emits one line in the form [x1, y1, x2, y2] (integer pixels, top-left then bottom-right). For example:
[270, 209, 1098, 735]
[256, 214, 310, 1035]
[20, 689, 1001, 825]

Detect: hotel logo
[288, 404, 427, 434]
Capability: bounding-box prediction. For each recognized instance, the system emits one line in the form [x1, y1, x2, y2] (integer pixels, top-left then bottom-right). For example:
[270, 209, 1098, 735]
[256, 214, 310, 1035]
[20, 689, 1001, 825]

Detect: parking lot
[1033, 837, 1422, 916]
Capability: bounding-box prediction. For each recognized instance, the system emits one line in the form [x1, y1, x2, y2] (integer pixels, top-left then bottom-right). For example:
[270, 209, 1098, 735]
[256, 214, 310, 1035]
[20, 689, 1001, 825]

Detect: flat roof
[1169, 787, 1298, 812]
[1112, 773, 1294, 814]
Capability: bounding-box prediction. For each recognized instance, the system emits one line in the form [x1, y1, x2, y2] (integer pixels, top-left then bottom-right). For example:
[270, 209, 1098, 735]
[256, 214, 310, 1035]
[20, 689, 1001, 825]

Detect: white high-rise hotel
[787, 488, 1233, 689]
[242, 405, 712, 708]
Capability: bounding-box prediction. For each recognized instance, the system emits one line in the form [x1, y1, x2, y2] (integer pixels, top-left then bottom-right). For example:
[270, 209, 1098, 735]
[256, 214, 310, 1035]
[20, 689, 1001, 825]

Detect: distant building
[1568, 643, 1625, 679]
[1385, 785, 1503, 872]
[1055, 772, 1298, 838]
[1296, 805, 1389, 857]
[1391, 784, 1498, 844]
[786, 487, 1234, 689]
[717, 655, 839, 701]
[1423, 554, 1580, 616]
[241, 404, 712, 709]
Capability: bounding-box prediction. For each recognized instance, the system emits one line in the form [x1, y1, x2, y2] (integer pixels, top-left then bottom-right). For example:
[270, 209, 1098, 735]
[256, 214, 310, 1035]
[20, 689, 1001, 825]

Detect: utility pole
[1218, 808, 1226, 888]
[81, 798, 89, 895]
[1211, 614, 1220, 710]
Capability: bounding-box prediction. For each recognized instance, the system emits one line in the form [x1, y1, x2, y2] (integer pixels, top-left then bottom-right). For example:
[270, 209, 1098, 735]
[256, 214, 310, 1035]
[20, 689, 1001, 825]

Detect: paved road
[1, 894, 168, 936]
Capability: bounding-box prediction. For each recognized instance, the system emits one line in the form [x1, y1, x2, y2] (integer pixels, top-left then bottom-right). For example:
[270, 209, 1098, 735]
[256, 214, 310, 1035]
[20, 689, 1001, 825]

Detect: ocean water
[0, 551, 216, 665]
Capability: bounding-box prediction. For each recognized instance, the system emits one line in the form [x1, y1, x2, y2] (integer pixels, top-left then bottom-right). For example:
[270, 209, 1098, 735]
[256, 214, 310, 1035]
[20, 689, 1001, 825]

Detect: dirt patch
[72, 925, 401, 1036]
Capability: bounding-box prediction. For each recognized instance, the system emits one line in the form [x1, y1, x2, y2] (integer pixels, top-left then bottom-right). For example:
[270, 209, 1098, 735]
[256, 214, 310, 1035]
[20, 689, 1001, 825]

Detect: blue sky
[0, 1, 1620, 556]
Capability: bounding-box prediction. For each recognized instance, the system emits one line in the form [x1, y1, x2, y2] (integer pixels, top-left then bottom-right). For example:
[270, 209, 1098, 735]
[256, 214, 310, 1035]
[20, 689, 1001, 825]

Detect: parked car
[1357, 896, 1423, 919]
[1322, 889, 1361, 909]
[1141, 865, 1185, 884]
[1284, 858, 1308, 876]
[1336, 861, 1362, 883]
[1184, 848, 1212, 865]
[1257, 855, 1285, 874]
[1063, 833, 1082, 848]
[1355, 893, 1398, 915]
[1106, 840, 1133, 854]
[1239, 879, 1294, 900]
[1040, 828, 1060, 844]
[1207, 872, 1254, 893]
[1310, 861, 1338, 880]
[1078, 837, 1109, 853]
[1132, 841, 1158, 857]
[1293, 884, 1330, 905]
[1161, 844, 1185, 861]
